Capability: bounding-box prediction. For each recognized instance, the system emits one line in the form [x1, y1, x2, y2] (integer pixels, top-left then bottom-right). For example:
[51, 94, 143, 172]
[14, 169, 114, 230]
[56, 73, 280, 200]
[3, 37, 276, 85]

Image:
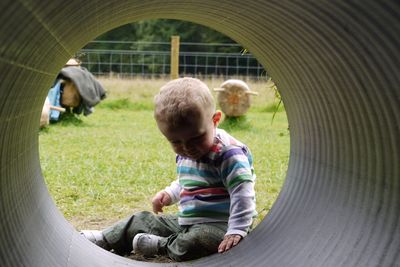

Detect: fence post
[170, 36, 180, 79]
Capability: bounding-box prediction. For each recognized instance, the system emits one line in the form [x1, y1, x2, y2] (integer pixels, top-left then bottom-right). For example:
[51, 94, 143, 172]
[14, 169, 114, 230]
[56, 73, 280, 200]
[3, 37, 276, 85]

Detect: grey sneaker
[132, 233, 162, 257]
[80, 230, 111, 251]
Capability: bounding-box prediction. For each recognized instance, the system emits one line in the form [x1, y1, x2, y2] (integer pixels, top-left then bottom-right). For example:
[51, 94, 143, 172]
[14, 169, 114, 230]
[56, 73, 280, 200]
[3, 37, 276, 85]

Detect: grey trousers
[102, 211, 227, 261]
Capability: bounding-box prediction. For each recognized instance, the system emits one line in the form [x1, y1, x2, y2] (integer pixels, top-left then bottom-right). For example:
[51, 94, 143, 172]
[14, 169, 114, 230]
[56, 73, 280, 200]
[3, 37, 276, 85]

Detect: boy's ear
[213, 110, 222, 126]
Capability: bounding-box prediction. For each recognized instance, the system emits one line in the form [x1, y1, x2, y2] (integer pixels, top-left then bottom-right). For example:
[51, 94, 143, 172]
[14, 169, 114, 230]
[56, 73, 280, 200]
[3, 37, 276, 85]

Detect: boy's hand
[218, 234, 242, 253]
[152, 191, 172, 214]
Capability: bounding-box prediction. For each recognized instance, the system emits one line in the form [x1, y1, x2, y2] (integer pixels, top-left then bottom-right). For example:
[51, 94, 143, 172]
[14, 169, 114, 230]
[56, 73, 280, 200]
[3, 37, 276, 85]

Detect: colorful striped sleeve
[219, 145, 256, 236]
[220, 146, 254, 188]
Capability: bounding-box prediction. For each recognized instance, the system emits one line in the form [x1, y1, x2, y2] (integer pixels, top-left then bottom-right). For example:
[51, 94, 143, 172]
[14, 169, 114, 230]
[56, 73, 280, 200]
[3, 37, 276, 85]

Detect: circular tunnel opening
[1, 1, 399, 267]
[38, 19, 290, 263]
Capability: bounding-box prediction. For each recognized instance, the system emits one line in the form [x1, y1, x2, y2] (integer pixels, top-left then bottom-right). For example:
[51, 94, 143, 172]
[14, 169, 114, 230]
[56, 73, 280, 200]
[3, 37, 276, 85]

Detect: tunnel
[0, 1, 399, 266]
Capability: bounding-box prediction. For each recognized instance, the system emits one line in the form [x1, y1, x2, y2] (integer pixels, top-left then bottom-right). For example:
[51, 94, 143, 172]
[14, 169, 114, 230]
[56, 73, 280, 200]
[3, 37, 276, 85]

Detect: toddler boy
[81, 77, 256, 261]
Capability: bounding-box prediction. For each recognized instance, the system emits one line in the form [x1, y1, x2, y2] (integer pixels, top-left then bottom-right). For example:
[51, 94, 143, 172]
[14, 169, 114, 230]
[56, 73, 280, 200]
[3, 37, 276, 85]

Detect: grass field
[39, 77, 289, 230]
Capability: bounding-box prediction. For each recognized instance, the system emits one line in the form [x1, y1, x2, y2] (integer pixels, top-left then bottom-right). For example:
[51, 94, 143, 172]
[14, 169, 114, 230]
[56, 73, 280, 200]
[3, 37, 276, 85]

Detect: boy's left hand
[218, 234, 242, 253]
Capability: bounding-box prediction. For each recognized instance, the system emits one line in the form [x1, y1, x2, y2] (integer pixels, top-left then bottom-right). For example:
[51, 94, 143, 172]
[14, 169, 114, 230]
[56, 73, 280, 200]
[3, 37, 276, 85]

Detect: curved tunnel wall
[0, 1, 399, 266]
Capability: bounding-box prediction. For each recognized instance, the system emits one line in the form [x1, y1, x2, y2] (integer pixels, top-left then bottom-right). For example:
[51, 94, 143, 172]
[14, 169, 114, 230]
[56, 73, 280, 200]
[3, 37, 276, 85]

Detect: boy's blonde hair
[154, 77, 215, 127]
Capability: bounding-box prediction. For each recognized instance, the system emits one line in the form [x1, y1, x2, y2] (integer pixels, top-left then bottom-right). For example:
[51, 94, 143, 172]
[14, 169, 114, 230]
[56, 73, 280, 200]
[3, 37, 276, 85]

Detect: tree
[85, 19, 239, 53]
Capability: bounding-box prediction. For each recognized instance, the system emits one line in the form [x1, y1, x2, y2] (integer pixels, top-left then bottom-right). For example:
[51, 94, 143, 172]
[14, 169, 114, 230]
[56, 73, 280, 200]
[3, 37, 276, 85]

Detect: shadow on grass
[219, 115, 252, 131]
[39, 112, 84, 133]
[57, 112, 85, 127]
[39, 126, 51, 134]
[39, 113, 87, 134]
[255, 102, 285, 113]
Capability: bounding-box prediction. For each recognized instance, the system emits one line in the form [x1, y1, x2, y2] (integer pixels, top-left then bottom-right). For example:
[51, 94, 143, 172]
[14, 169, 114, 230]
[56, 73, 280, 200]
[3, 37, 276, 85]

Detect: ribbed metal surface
[0, 1, 399, 266]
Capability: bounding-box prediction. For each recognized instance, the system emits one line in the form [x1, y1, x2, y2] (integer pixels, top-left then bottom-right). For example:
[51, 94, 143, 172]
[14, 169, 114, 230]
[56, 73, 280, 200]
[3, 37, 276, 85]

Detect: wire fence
[78, 41, 267, 80]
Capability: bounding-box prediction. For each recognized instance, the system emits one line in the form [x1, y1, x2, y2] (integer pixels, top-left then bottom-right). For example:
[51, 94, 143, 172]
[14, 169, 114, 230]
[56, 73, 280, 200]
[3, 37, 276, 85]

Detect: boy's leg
[102, 211, 181, 255]
[158, 222, 227, 261]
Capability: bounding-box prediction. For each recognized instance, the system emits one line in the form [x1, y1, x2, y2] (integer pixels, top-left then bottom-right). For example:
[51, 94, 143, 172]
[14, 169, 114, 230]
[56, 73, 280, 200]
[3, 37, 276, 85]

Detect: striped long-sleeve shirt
[164, 128, 257, 237]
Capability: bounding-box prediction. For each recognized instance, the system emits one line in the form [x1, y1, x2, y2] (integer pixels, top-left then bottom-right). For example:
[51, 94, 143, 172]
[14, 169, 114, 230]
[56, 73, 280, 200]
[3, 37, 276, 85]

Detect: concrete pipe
[0, 1, 399, 266]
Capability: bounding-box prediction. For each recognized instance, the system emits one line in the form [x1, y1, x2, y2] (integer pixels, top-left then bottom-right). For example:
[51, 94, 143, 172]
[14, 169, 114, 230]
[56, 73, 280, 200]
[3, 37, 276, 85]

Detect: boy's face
[157, 111, 221, 160]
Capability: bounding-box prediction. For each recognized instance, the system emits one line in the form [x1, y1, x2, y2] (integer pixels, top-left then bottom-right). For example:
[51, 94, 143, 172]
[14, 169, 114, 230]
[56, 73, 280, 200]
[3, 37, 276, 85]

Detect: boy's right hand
[152, 191, 172, 214]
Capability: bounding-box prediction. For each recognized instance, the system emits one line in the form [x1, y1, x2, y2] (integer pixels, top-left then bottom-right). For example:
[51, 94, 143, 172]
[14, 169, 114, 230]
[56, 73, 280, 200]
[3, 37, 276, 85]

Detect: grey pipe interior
[0, 1, 399, 266]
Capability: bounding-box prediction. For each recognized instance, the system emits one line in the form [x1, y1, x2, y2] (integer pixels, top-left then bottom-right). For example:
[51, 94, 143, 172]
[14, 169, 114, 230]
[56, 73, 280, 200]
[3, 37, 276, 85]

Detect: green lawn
[39, 77, 289, 230]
